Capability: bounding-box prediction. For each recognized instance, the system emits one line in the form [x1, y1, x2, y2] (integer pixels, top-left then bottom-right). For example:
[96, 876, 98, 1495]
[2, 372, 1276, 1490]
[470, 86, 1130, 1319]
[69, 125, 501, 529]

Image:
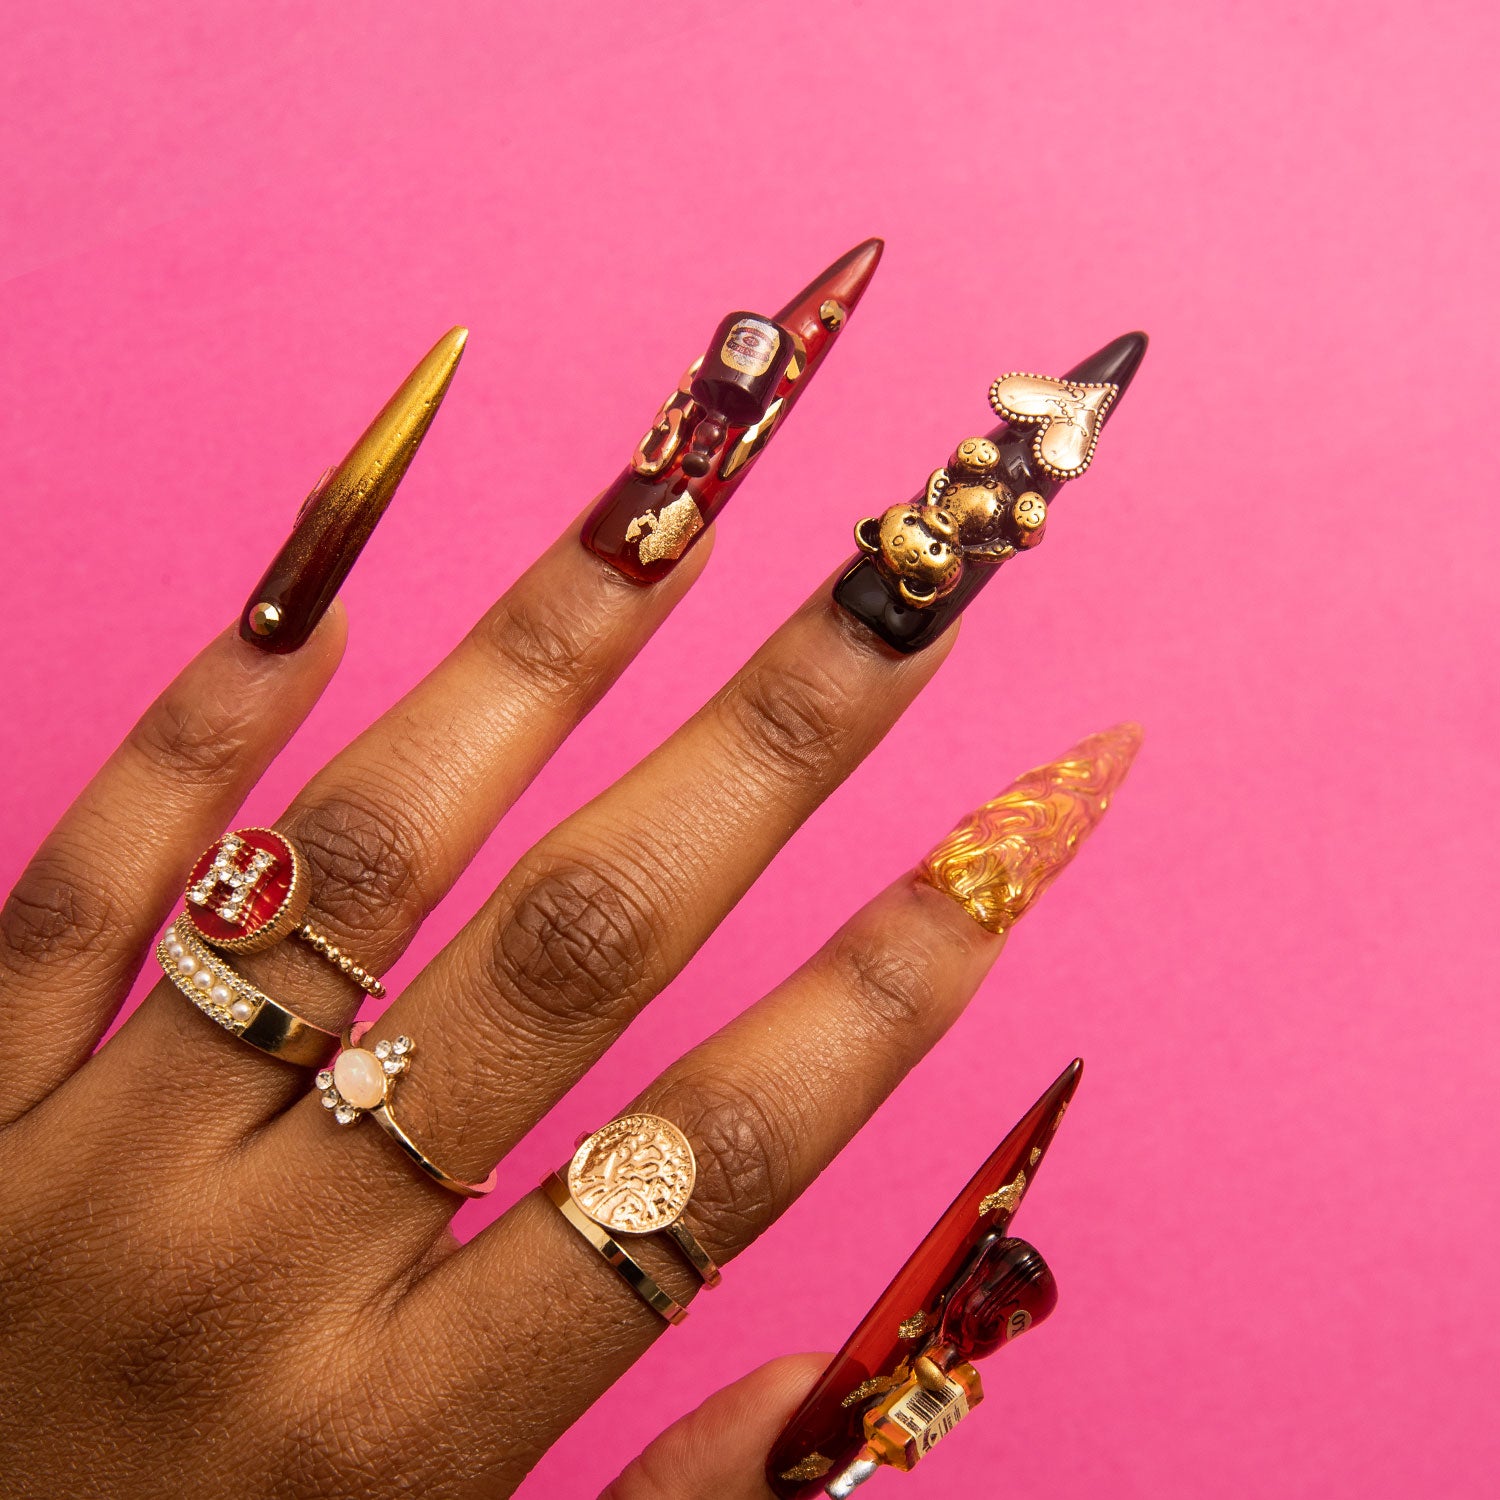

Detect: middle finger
[272, 579, 955, 1241]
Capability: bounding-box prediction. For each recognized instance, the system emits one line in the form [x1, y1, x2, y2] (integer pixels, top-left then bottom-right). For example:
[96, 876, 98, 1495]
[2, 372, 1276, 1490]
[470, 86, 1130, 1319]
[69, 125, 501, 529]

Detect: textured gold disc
[567, 1113, 697, 1235]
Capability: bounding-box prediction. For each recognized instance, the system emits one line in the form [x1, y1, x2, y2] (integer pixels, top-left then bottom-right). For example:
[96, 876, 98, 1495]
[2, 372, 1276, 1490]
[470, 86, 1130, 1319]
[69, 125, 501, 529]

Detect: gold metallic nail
[920, 722, 1142, 933]
[238, 326, 468, 653]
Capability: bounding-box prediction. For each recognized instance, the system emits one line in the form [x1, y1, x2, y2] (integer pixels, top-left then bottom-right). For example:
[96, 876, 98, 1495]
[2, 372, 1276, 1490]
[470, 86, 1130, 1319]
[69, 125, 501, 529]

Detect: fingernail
[581, 238, 884, 583]
[920, 722, 1143, 933]
[766, 1060, 1082, 1498]
[834, 330, 1148, 653]
[239, 326, 469, 652]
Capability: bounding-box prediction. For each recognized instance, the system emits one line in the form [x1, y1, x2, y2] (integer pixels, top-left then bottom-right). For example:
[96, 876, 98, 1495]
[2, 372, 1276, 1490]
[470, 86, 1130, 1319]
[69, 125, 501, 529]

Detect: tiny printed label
[885, 1377, 971, 1456]
[720, 318, 781, 376]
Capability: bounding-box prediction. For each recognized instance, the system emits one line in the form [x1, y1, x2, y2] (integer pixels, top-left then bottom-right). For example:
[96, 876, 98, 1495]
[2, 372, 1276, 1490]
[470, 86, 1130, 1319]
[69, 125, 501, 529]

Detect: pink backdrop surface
[2, 3, 1496, 1496]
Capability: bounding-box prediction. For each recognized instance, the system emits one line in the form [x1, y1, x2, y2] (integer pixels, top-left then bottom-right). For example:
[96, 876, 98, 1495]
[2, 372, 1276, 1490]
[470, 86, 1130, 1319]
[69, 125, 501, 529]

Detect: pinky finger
[0, 613, 346, 1120]
[602, 1354, 830, 1500]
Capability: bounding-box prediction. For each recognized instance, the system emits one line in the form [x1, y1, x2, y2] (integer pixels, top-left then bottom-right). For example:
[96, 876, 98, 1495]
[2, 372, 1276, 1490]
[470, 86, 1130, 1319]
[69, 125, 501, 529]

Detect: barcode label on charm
[886, 1377, 971, 1455]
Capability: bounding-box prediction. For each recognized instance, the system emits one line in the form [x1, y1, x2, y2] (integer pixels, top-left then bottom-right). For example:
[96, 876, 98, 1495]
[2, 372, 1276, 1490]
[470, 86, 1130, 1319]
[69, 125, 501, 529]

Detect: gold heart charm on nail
[988, 373, 1119, 480]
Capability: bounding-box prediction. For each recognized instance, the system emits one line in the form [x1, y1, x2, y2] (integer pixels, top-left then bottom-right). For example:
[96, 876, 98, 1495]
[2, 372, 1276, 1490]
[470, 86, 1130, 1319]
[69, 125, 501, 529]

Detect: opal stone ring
[316, 1026, 497, 1198]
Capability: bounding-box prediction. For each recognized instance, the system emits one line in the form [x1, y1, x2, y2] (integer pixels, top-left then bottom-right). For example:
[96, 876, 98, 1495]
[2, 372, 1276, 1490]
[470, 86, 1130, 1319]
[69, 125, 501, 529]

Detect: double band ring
[157, 917, 340, 1067]
[315, 1026, 497, 1199]
[184, 827, 384, 997]
[546, 1113, 721, 1325]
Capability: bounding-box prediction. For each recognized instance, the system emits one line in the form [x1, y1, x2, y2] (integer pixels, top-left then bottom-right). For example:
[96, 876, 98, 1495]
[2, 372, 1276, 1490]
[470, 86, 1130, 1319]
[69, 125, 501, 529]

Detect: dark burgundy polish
[581, 239, 884, 584]
[833, 331, 1148, 654]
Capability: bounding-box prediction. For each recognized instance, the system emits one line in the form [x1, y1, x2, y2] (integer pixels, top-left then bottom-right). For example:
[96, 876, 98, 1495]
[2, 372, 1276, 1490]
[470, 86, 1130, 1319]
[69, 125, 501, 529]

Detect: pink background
[2, 3, 1496, 1496]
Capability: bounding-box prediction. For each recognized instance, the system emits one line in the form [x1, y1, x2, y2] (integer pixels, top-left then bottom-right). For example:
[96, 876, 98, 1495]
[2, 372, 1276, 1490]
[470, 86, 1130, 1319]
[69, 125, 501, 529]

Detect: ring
[315, 1026, 497, 1199]
[183, 827, 385, 997]
[157, 917, 340, 1067]
[545, 1113, 722, 1325]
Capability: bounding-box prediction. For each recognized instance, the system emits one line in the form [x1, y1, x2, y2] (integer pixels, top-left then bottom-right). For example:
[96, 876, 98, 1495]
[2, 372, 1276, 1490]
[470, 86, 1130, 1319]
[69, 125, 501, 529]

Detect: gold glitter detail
[1029, 1146, 1042, 1166]
[978, 1169, 1027, 1218]
[920, 723, 1143, 934]
[843, 1375, 901, 1409]
[898, 1310, 929, 1340]
[779, 1453, 834, 1482]
[624, 494, 704, 563]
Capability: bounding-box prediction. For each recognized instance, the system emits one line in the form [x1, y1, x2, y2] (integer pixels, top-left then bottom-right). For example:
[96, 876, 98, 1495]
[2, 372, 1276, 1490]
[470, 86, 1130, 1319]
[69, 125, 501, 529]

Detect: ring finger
[368, 724, 1141, 1497]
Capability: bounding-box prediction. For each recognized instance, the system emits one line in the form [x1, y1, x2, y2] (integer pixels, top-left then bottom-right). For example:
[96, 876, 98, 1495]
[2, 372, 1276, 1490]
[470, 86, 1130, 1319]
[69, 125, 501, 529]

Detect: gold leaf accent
[624, 494, 704, 564]
[779, 1453, 834, 1482]
[920, 723, 1143, 934]
[1029, 1146, 1042, 1166]
[842, 1375, 900, 1408]
[898, 1310, 929, 1340]
[978, 1169, 1027, 1218]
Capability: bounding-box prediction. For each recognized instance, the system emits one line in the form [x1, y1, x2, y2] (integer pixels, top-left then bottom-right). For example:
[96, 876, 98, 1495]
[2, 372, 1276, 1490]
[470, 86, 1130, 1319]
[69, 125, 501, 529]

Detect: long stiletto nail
[238, 327, 468, 653]
[834, 330, 1148, 653]
[581, 239, 884, 583]
[767, 1061, 1083, 1497]
[921, 722, 1143, 933]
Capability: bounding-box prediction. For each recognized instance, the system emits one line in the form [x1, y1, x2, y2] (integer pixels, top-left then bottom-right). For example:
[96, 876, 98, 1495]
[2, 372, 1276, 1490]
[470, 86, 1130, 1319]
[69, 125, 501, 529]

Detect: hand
[0, 323, 1135, 1499]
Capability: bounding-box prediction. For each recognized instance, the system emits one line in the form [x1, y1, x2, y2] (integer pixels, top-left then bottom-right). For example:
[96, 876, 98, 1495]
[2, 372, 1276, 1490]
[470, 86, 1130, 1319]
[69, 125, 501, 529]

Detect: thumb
[601, 1353, 832, 1500]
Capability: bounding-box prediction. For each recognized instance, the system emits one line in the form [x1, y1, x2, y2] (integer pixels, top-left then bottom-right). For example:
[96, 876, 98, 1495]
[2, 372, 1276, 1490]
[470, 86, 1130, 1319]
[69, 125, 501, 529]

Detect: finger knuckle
[650, 1070, 799, 1258]
[477, 585, 608, 701]
[488, 854, 659, 1030]
[831, 924, 939, 1033]
[715, 657, 855, 788]
[286, 789, 424, 940]
[0, 841, 121, 973]
[124, 680, 252, 789]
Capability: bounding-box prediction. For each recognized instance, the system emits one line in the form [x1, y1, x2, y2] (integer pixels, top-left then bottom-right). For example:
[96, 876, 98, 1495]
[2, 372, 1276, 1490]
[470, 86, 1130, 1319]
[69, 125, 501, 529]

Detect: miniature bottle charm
[825, 1237, 1057, 1495]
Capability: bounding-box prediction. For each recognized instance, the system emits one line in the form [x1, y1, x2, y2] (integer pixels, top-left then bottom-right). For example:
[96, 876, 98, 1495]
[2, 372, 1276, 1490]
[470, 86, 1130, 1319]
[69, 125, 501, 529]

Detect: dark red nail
[834, 331, 1148, 653]
[581, 239, 884, 583]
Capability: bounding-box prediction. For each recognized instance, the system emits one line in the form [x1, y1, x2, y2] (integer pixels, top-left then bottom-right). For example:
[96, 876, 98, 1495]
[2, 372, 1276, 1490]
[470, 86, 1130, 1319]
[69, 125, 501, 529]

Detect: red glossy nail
[581, 239, 883, 583]
[767, 1060, 1083, 1496]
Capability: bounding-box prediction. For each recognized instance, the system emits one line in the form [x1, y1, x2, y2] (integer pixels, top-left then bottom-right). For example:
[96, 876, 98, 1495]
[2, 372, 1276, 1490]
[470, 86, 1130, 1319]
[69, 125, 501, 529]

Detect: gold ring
[316, 1027, 496, 1199]
[546, 1112, 722, 1324]
[183, 827, 385, 997]
[157, 917, 340, 1066]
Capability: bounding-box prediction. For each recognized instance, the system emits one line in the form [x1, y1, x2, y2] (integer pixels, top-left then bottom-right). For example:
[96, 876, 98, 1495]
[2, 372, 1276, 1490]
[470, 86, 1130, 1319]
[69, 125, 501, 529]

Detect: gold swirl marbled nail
[919, 722, 1143, 934]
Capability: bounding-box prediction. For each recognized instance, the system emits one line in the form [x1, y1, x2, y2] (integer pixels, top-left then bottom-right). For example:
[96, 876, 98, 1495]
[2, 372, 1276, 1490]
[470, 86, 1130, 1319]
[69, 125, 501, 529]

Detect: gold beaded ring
[545, 1113, 722, 1325]
[315, 1026, 497, 1198]
[182, 827, 384, 997]
[156, 917, 340, 1067]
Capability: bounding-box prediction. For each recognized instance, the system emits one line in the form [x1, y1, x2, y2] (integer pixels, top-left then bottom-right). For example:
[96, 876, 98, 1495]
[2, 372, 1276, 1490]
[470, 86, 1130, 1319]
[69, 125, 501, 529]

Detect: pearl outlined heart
[989, 373, 1120, 480]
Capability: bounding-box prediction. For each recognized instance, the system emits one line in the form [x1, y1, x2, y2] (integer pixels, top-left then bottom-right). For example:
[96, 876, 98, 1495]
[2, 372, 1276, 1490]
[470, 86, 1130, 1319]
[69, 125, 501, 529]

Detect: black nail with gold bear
[832, 331, 1148, 654]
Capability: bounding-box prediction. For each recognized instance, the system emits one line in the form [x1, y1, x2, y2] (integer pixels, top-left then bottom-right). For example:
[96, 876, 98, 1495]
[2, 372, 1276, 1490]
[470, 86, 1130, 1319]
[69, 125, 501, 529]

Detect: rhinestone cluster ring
[183, 827, 385, 998]
[317, 1034, 413, 1125]
[315, 1029, 497, 1199]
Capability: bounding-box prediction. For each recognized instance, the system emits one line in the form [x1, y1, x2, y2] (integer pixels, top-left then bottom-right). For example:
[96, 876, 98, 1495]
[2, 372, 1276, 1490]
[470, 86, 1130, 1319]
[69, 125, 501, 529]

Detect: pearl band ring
[156, 916, 341, 1068]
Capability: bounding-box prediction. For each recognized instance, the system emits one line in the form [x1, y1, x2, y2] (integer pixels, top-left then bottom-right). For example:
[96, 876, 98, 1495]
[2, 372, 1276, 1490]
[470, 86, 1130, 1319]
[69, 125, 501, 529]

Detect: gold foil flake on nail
[1029, 1146, 1043, 1166]
[842, 1375, 901, 1408]
[920, 722, 1143, 934]
[780, 1453, 834, 1482]
[898, 1311, 929, 1340]
[978, 1169, 1027, 1218]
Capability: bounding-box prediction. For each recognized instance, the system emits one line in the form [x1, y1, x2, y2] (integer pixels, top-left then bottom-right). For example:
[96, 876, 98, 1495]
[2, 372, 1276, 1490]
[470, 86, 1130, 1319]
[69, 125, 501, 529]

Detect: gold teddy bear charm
[854, 435, 1047, 607]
